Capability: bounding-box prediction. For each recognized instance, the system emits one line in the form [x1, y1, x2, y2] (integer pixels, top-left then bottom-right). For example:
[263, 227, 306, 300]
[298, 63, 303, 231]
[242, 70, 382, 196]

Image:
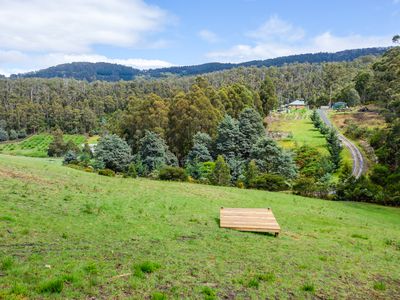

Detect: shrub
[84, 166, 94, 173]
[0, 128, 9, 142]
[159, 166, 187, 181]
[344, 122, 369, 139]
[249, 173, 289, 191]
[293, 176, 316, 197]
[48, 130, 66, 157]
[17, 129, 27, 139]
[63, 150, 78, 165]
[245, 160, 259, 187]
[94, 134, 132, 172]
[91, 159, 105, 170]
[82, 142, 93, 158]
[9, 129, 18, 140]
[65, 139, 80, 153]
[295, 145, 333, 178]
[209, 155, 231, 186]
[250, 136, 297, 179]
[336, 176, 384, 203]
[369, 164, 390, 186]
[98, 169, 115, 177]
[319, 124, 330, 135]
[124, 163, 137, 178]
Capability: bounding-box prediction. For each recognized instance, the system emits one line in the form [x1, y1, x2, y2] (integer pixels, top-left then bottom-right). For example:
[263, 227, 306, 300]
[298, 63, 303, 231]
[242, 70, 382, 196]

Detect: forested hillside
[1, 46, 399, 205]
[9, 47, 387, 82]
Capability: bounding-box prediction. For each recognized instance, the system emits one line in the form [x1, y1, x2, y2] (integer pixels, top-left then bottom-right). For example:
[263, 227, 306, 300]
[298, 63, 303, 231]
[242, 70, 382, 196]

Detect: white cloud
[0, 0, 170, 53]
[247, 15, 305, 42]
[0, 0, 175, 75]
[207, 16, 393, 63]
[198, 30, 220, 43]
[311, 32, 391, 52]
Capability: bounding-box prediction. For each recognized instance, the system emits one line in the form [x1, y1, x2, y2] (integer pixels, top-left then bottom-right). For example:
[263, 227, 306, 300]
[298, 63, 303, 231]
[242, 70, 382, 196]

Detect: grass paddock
[0, 155, 399, 299]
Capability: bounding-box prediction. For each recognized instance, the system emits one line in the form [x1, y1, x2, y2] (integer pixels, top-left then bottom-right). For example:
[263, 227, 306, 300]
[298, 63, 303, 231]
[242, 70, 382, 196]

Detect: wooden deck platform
[220, 207, 281, 236]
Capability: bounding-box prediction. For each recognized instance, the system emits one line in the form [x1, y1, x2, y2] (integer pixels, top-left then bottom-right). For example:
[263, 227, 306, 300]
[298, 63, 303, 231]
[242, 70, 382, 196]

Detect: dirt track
[318, 109, 365, 178]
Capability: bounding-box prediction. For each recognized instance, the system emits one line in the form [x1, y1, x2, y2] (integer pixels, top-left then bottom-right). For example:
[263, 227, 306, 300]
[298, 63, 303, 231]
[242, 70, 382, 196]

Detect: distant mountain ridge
[9, 47, 388, 82]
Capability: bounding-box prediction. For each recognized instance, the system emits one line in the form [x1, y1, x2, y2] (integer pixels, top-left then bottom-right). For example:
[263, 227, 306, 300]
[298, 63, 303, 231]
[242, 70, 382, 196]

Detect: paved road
[317, 109, 365, 178]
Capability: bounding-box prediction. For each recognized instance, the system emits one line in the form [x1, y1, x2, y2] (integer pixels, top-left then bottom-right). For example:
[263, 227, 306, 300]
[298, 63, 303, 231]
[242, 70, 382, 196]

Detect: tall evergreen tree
[326, 129, 343, 170]
[238, 108, 265, 159]
[139, 130, 178, 175]
[185, 132, 213, 166]
[214, 115, 240, 161]
[119, 93, 169, 152]
[259, 75, 278, 116]
[250, 136, 297, 179]
[168, 85, 221, 161]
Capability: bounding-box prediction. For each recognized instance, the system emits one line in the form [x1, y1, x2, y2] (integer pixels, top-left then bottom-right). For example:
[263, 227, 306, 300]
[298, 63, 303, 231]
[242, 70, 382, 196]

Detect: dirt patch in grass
[0, 168, 51, 185]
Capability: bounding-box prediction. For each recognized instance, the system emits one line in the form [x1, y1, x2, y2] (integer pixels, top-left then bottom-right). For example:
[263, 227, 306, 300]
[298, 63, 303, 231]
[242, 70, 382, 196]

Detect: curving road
[317, 109, 365, 178]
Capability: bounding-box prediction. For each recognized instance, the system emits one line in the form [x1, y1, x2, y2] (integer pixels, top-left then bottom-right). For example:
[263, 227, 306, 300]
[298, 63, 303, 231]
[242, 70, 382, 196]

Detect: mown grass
[268, 110, 353, 181]
[0, 155, 399, 299]
[267, 110, 328, 154]
[0, 134, 86, 157]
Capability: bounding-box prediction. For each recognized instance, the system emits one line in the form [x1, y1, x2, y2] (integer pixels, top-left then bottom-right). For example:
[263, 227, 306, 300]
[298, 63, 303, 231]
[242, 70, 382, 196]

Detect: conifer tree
[250, 136, 297, 179]
[238, 108, 265, 159]
[214, 115, 240, 160]
[139, 131, 178, 175]
[185, 132, 213, 166]
[94, 134, 132, 172]
[326, 129, 342, 170]
[47, 129, 66, 157]
[209, 155, 231, 186]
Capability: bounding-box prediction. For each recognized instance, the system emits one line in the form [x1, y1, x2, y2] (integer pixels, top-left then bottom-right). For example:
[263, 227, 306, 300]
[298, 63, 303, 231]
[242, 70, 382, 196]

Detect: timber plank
[220, 207, 281, 235]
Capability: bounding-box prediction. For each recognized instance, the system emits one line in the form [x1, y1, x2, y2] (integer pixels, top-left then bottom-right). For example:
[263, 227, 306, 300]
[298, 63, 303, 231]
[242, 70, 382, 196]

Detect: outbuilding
[332, 102, 348, 110]
[288, 100, 306, 110]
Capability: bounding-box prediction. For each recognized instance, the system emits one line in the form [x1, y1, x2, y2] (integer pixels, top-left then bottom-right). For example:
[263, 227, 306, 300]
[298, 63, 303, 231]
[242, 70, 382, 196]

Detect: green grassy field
[0, 134, 86, 157]
[0, 155, 399, 299]
[267, 110, 328, 154]
[268, 110, 353, 178]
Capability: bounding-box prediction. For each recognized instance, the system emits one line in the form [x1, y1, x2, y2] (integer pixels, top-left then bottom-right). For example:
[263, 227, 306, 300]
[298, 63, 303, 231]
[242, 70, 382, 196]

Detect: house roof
[288, 100, 305, 106]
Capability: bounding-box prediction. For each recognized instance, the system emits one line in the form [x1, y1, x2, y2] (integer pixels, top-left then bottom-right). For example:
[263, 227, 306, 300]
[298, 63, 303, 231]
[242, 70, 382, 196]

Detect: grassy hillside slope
[268, 110, 352, 173]
[0, 155, 399, 299]
[0, 134, 86, 157]
[267, 110, 328, 153]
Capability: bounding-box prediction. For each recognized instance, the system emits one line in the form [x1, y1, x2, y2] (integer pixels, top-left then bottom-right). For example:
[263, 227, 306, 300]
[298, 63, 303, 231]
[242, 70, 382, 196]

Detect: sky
[0, 0, 399, 76]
